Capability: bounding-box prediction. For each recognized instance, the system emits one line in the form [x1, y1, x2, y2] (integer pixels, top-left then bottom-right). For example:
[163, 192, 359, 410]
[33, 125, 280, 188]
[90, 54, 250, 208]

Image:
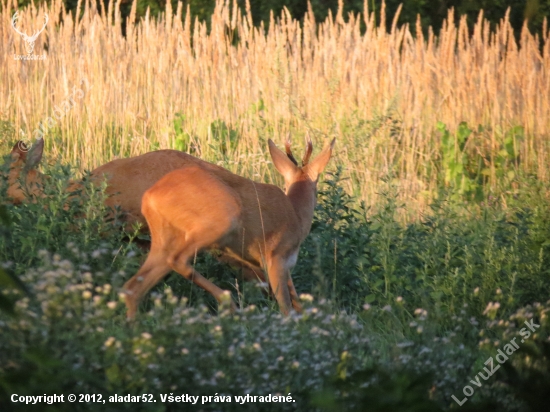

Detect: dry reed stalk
[0, 0, 548, 220]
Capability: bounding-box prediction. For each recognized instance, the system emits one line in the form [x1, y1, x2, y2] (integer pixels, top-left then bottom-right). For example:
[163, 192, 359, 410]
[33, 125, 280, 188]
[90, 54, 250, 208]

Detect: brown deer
[122, 137, 335, 317]
[3, 137, 205, 227]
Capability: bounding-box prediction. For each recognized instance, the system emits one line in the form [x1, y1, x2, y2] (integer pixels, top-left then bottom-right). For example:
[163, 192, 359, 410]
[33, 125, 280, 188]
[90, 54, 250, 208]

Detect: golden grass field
[1, 0, 549, 220]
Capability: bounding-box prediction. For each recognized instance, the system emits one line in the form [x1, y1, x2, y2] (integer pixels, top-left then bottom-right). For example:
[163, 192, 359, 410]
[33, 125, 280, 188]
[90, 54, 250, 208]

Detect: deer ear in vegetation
[24, 138, 44, 171]
[5, 139, 44, 204]
[268, 138, 300, 182]
[10, 141, 29, 162]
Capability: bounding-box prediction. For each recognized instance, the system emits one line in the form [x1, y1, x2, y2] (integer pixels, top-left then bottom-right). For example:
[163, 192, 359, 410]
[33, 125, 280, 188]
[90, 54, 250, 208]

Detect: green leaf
[0, 268, 27, 293]
[0, 268, 28, 316]
[0, 205, 10, 226]
[364, 294, 376, 304]
[105, 364, 122, 385]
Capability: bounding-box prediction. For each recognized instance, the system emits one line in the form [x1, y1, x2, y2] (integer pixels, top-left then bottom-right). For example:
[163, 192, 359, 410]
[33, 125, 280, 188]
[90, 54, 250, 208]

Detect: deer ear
[11, 140, 28, 161]
[306, 138, 335, 181]
[24, 138, 44, 170]
[268, 139, 299, 181]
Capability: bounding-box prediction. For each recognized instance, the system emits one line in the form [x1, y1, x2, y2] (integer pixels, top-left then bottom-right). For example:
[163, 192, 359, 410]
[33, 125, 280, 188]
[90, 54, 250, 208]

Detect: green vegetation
[2, 1, 549, 220]
[1, 125, 550, 409]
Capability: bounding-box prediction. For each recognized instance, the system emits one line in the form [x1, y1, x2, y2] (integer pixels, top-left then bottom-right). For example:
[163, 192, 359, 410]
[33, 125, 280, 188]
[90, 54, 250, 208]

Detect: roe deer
[2, 138, 204, 228]
[122, 136, 335, 317]
[2, 138, 264, 282]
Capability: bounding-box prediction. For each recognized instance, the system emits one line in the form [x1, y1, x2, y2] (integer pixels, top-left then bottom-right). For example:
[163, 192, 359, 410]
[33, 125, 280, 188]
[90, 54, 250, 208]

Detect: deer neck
[286, 180, 317, 241]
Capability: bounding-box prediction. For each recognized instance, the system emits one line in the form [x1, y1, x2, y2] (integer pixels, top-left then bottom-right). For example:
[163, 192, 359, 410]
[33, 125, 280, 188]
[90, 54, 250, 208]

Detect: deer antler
[285, 133, 298, 166]
[302, 132, 313, 166]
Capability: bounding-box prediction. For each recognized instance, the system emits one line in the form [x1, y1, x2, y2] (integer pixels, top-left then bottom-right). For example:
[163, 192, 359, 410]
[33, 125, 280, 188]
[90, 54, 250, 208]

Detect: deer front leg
[266, 256, 293, 315]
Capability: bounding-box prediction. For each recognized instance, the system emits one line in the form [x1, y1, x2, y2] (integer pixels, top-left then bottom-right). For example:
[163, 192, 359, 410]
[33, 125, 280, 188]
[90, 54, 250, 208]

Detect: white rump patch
[286, 251, 298, 271]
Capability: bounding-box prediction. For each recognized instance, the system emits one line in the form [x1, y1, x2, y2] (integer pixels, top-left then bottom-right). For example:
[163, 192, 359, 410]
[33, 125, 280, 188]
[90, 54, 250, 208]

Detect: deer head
[3, 138, 45, 203]
[11, 12, 49, 55]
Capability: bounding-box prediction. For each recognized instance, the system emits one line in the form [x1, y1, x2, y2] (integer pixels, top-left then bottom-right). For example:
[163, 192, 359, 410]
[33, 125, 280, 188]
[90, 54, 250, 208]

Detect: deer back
[89, 150, 204, 228]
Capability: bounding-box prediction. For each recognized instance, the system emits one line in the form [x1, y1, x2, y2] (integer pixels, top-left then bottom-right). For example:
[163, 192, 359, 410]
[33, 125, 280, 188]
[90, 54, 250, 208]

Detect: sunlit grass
[1, 0, 548, 221]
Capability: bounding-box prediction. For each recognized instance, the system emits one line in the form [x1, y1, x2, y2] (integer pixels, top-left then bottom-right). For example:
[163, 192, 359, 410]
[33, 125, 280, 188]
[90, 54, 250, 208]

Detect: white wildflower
[104, 337, 116, 348]
[299, 293, 314, 302]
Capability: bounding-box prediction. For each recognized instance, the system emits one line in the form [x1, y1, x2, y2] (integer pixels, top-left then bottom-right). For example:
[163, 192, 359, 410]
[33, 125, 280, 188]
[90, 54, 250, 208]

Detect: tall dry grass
[0, 0, 549, 219]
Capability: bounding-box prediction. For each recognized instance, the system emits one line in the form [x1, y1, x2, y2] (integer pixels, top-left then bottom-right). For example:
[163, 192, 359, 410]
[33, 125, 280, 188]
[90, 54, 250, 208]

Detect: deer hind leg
[287, 277, 302, 313]
[168, 252, 237, 312]
[123, 200, 176, 319]
[123, 247, 171, 320]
